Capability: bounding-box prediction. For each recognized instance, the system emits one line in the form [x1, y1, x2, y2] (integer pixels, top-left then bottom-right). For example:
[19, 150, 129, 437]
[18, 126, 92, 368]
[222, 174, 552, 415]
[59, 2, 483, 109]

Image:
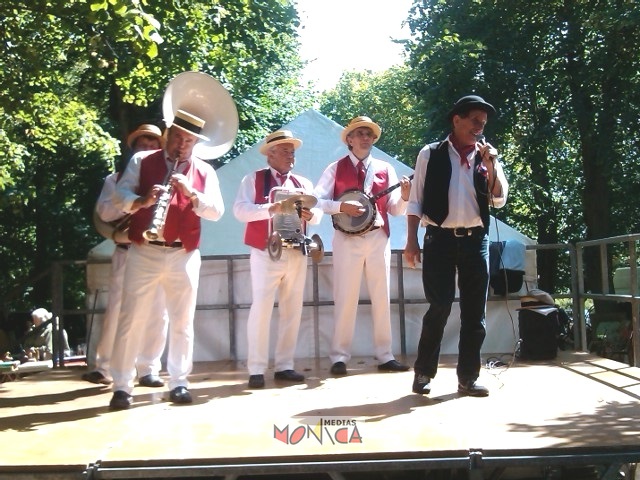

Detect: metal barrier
[46, 236, 639, 368]
[575, 234, 640, 367]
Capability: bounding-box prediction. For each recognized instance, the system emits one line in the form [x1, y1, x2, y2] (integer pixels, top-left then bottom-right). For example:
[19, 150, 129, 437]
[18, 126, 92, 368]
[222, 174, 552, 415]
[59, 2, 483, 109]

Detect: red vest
[244, 169, 303, 250]
[128, 151, 206, 252]
[333, 156, 391, 237]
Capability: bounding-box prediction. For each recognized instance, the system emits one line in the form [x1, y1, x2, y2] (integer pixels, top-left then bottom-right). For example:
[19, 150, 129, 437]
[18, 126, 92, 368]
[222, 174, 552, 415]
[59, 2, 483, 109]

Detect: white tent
[86, 109, 537, 365]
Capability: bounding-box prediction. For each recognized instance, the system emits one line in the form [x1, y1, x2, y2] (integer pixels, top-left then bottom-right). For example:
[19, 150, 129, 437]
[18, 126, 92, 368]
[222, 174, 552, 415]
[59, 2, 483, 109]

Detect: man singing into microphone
[404, 95, 508, 397]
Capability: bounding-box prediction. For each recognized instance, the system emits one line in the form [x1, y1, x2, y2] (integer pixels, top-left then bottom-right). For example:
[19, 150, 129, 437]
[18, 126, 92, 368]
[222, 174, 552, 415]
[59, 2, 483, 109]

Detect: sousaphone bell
[162, 71, 239, 160]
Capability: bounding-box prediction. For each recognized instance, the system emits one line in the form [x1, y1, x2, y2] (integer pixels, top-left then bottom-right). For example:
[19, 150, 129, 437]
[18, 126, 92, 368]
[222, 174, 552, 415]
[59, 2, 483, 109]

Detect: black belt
[116, 244, 130, 250]
[147, 241, 183, 248]
[427, 225, 484, 238]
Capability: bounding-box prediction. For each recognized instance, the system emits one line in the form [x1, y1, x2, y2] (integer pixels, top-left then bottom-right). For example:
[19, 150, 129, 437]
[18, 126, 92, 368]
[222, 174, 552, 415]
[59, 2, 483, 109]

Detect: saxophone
[142, 156, 180, 241]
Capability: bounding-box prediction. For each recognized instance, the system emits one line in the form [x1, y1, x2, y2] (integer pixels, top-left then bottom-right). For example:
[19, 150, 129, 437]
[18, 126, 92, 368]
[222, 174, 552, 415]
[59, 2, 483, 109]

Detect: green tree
[404, 0, 640, 295]
[0, 0, 313, 324]
[319, 67, 425, 166]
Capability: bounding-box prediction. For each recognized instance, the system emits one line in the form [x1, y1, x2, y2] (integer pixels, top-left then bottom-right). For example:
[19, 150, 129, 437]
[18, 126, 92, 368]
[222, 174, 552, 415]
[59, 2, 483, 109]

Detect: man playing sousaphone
[108, 108, 226, 409]
[314, 116, 411, 376]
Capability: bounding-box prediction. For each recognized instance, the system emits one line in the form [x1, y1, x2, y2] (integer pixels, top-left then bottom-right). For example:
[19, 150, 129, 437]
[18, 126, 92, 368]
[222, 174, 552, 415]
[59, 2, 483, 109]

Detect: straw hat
[259, 130, 302, 155]
[126, 124, 163, 149]
[340, 116, 381, 144]
[167, 109, 209, 141]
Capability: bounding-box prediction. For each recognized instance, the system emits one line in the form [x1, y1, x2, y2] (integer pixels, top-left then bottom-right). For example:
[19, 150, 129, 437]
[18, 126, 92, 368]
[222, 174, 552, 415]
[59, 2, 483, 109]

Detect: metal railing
[42, 235, 639, 368]
[575, 233, 640, 366]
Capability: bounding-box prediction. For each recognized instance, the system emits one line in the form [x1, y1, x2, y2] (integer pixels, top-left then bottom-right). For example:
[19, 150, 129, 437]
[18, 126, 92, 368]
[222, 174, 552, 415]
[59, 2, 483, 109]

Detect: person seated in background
[21, 308, 71, 361]
[0, 327, 11, 360]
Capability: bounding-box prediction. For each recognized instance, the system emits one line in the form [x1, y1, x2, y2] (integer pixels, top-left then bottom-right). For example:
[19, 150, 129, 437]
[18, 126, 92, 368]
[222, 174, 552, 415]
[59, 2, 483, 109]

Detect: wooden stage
[1, 351, 640, 480]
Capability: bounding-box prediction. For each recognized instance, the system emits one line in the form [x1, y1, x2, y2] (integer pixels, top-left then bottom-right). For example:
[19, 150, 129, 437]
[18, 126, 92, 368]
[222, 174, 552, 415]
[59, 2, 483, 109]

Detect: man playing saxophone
[109, 109, 225, 409]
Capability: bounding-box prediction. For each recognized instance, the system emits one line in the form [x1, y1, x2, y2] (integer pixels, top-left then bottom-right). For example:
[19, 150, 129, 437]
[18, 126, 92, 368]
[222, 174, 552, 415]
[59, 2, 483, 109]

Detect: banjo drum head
[332, 190, 376, 235]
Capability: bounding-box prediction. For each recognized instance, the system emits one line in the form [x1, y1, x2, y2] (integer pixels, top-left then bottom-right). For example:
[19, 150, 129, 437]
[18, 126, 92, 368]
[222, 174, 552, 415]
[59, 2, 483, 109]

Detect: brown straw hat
[259, 130, 303, 155]
[126, 124, 163, 149]
[340, 116, 381, 144]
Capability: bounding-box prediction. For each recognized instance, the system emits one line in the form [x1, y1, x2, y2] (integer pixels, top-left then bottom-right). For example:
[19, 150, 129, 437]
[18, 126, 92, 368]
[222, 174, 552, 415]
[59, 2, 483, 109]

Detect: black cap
[447, 95, 496, 121]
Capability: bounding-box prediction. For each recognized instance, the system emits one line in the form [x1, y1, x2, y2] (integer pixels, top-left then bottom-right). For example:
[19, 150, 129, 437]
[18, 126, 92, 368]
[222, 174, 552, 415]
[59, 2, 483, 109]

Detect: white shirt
[314, 152, 408, 225]
[407, 136, 508, 228]
[233, 167, 322, 225]
[114, 150, 224, 223]
[96, 173, 126, 223]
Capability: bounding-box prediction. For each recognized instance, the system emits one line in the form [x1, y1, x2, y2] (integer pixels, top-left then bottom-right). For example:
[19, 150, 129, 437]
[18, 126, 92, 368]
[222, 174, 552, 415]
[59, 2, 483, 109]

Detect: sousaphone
[162, 71, 239, 159]
[94, 71, 239, 243]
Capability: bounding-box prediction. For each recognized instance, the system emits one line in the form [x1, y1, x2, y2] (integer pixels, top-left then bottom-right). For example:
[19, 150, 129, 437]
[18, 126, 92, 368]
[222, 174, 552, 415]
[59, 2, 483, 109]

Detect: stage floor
[1, 351, 640, 479]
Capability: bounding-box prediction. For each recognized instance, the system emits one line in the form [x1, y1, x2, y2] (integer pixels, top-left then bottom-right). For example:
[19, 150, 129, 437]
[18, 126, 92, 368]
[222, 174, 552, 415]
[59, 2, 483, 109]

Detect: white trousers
[110, 243, 200, 393]
[330, 228, 394, 365]
[247, 247, 307, 375]
[94, 246, 168, 380]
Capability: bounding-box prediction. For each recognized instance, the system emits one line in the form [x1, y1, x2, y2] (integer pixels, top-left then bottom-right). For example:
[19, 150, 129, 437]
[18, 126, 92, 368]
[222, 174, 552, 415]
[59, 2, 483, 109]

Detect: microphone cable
[482, 138, 520, 385]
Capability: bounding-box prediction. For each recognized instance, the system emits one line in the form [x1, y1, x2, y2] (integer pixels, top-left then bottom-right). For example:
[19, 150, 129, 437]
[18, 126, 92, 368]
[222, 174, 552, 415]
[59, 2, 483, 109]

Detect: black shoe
[412, 373, 431, 395]
[378, 359, 410, 372]
[458, 380, 489, 397]
[109, 390, 132, 410]
[169, 386, 193, 404]
[274, 370, 305, 382]
[248, 374, 265, 389]
[82, 371, 111, 385]
[330, 362, 347, 376]
[138, 374, 164, 387]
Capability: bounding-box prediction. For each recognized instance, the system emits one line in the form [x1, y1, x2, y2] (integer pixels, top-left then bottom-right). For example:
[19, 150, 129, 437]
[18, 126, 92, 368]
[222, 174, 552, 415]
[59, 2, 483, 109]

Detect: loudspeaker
[518, 307, 559, 360]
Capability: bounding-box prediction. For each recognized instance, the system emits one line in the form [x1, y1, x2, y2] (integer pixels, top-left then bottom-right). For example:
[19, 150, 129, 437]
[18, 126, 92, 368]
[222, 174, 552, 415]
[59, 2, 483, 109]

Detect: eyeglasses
[350, 129, 376, 139]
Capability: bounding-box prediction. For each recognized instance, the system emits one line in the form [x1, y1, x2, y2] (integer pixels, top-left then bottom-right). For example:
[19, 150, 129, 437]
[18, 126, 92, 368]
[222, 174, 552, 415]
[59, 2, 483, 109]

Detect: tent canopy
[200, 109, 415, 255]
[86, 110, 537, 362]
[89, 109, 533, 260]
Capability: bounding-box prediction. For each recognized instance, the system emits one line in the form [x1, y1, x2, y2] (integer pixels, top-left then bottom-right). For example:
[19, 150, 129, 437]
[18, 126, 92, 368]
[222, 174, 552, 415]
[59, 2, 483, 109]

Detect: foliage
[403, 0, 640, 294]
[0, 0, 313, 319]
[319, 67, 426, 166]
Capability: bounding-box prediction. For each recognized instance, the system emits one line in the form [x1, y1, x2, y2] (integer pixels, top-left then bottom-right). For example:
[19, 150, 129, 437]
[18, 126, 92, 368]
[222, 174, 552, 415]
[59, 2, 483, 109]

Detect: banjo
[332, 174, 414, 235]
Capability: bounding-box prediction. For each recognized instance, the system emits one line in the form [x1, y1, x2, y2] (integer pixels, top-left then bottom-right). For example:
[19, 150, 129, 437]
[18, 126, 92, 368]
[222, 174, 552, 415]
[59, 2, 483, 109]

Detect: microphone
[476, 134, 498, 160]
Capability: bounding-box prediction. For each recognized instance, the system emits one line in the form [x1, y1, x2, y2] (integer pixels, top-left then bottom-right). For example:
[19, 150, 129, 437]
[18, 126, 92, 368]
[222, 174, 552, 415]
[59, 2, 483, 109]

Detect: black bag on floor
[517, 307, 559, 360]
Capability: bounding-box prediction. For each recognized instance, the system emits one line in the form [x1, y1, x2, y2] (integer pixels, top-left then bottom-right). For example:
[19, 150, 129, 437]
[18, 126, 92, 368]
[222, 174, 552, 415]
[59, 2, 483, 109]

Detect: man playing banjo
[314, 116, 411, 376]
